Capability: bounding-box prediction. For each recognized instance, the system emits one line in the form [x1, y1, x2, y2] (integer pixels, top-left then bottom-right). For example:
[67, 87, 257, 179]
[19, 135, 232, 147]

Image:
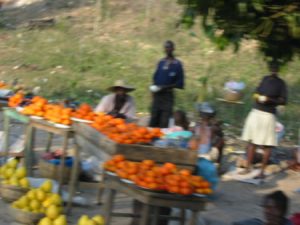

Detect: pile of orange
[21, 96, 48, 117]
[0, 81, 7, 89]
[91, 114, 163, 144]
[104, 155, 213, 195]
[8, 93, 24, 107]
[44, 104, 73, 125]
[72, 103, 97, 121]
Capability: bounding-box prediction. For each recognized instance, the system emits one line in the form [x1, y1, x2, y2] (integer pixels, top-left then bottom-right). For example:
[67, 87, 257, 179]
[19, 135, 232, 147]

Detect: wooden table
[2, 108, 74, 192]
[102, 173, 207, 225]
[66, 122, 198, 213]
[2, 107, 30, 161]
[24, 118, 74, 192]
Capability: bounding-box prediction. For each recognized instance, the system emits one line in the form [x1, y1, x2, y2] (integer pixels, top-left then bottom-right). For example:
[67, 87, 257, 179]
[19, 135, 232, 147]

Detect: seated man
[233, 190, 293, 225]
[95, 80, 136, 121]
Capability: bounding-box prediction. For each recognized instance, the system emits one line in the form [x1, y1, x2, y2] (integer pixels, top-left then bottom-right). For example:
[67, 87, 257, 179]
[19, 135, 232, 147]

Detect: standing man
[149, 40, 185, 128]
[241, 62, 287, 179]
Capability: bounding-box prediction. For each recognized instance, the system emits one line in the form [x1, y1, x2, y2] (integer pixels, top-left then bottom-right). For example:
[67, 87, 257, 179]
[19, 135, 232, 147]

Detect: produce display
[104, 155, 213, 195]
[77, 215, 105, 225]
[0, 80, 8, 89]
[0, 159, 30, 188]
[21, 96, 48, 117]
[91, 114, 163, 144]
[12, 180, 63, 214]
[8, 92, 24, 107]
[71, 103, 97, 121]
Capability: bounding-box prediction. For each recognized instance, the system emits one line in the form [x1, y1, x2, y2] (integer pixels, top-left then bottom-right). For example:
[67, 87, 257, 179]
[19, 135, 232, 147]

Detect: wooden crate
[73, 122, 198, 170]
[38, 160, 71, 184]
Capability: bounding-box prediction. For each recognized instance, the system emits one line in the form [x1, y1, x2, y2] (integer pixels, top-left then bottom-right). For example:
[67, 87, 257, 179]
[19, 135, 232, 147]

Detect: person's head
[268, 61, 280, 75]
[108, 80, 135, 96]
[174, 110, 189, 130]
[262, 191, 289, 224]
[196, 102, 216, 122]
[164, 40, 175, 58]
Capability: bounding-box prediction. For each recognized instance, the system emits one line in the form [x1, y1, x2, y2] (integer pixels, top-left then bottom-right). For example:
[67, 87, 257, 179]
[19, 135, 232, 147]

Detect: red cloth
[290, 213, 300, 225]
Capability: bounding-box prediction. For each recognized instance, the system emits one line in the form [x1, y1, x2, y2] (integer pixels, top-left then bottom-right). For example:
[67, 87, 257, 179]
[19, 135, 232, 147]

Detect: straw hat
[107, 80, 135, 92]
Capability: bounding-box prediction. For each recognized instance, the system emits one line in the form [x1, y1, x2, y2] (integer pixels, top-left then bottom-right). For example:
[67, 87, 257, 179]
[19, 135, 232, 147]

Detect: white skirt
[241, 109, 277, 146]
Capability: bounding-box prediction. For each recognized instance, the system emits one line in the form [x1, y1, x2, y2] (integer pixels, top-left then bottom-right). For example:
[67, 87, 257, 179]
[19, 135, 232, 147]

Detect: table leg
[3, 113, 10, 163]
[24, 125, 36, 176]
[96, 181, 105, 205]
[103, 189, 116, 225]
[66, 139, 80, 214]
[180, 209, 186, 225]
[188, 210, 200, 225]
[151, 206, 159, 225]
[58, 133, 69, 193]
[45, 133, 53, 152]
[140, 204, 151, 225]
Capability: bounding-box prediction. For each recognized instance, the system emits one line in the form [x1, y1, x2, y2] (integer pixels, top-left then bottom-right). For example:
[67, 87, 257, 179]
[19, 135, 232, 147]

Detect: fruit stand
[66, 121, 208, 224]
[2, 94, 211, 225]
[102, 172, 206, 225]
[2, 107, 74, 193]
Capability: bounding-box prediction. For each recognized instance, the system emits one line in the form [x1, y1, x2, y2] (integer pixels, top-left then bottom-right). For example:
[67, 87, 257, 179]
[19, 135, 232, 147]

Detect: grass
[0, 0, 300, 142]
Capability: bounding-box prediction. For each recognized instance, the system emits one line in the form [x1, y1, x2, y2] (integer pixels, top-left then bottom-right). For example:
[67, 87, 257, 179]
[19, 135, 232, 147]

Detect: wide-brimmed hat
[107, 80, 135, 92]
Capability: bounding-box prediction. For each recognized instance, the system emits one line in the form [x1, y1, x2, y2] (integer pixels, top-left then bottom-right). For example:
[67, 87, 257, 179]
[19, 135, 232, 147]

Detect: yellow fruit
[9, 176, 19, 186]
[36, 190, 47, 201]
[22, 206, 30, 212]
[27, 190, 37, 200]
[38, 217, 53, 225]
[40, 180, 53, 193]
[16, 167, 27, 179]
[53, 215, 67, 225]
[253, 93, 260, 99]
[7, 159, 18, 169]
[92, 215, 105, 225]
[12, 201, 20, 208]
[30, 199, 41, 211]
[5, 168, 14, 179]
[78, 215, 89, 225]
[87, 220, 97, 225]
[18, 196, 29, 208]
[42, 199, 52, 208]
[49, 193, 62, 205]
[19, 178, 30, 188]
[46, 205, 60, 220]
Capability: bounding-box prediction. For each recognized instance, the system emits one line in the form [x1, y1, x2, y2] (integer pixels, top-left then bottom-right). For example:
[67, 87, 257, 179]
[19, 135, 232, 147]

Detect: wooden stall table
[2, 107, 30, 161]
[24, 117, 74, 193]
[66, 122, 198, 214]
[102, 173, 207, 225]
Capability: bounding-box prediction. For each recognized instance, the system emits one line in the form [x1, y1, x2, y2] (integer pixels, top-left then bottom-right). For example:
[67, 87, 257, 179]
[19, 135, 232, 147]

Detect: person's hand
[149, 85, 161, 93]
[258, 95, 268, 103]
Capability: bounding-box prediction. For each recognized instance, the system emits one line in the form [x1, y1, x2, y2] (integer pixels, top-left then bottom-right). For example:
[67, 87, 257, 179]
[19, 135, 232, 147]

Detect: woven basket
[1, 184, 29, 202]
[223, 89, 243, 102]
[38, 160, 71, 184]
[9, 206, 44, 225]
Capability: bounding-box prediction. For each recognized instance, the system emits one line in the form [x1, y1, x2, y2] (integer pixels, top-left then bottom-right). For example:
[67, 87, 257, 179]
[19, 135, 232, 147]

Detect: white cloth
[94, 93, 136, 120]
[241, 109, 277, 146]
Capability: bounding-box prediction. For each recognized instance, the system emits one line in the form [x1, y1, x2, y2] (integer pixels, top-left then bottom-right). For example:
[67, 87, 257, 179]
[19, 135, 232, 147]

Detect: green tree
[178, 0, 300, 66]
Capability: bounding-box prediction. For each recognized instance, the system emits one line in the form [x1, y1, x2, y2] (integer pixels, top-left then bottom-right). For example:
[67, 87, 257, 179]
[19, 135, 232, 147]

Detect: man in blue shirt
[149, 40, 185, 128]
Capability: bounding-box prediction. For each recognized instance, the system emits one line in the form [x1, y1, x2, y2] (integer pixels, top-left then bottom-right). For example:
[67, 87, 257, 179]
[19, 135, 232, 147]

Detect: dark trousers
[131, 200, 171, 225]
[149, 91, 174, 128]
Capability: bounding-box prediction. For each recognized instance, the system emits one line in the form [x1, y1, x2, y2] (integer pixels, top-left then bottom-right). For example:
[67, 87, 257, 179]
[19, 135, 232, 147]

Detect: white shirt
[94, 93, 136, 120]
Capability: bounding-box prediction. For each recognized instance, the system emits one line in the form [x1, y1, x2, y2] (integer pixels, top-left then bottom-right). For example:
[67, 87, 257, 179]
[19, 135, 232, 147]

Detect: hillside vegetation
[0, 0, 300, 141]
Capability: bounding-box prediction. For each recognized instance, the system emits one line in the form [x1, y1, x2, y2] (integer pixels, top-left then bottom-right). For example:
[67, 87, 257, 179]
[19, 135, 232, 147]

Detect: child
[189, 102, 224, 163]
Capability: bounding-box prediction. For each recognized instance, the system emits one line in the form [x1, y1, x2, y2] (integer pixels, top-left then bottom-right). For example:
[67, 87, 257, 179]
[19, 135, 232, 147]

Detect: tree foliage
[178, 0, 300, 65]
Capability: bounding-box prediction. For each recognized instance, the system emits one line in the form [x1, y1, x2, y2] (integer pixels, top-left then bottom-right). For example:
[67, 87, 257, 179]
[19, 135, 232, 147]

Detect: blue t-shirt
[153, 58, 184, 89]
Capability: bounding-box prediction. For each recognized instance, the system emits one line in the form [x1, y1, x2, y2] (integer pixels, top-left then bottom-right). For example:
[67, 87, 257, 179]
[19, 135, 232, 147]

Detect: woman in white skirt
[241, 62, 287, 179]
